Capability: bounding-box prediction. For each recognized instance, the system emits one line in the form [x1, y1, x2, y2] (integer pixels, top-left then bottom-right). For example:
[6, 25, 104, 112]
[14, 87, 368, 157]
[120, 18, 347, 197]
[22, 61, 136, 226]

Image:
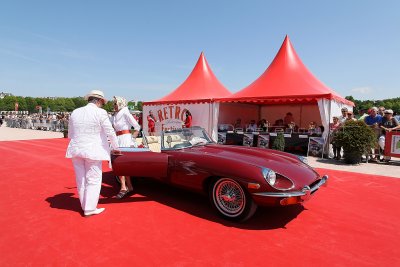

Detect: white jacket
[112, 107, 141, 132]
[66, 103, 119, 161]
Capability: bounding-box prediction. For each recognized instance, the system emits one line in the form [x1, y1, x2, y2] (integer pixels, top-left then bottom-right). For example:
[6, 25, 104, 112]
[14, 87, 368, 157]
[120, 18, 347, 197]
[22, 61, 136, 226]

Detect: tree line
[0, 95, 399, 114]
[0, 95, 143, 113]
[345, 96, 400, 114]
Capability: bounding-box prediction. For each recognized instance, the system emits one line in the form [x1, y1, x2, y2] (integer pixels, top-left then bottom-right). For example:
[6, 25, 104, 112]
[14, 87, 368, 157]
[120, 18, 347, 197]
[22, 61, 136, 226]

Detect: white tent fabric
[317, 99, 331, 141]
[318, 99, 353, 140]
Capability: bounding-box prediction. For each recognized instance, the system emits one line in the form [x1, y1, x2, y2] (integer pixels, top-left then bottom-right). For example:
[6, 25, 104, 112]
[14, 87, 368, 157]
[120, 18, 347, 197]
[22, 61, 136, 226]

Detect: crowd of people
[231, 112, 324, 134]
[1, 113, 70, 131]
[1, 110, 143, 134]
[330, 106, 400, 161]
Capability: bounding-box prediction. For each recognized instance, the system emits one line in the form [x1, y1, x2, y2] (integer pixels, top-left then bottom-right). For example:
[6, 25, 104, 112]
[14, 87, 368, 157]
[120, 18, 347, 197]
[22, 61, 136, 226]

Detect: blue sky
[0, 0, 399, 101]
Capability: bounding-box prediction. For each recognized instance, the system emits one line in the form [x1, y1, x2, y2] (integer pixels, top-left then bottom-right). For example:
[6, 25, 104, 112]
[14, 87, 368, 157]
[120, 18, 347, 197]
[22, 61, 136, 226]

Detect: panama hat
[384, 109, 393, 114]
[84, 90, 107, 103]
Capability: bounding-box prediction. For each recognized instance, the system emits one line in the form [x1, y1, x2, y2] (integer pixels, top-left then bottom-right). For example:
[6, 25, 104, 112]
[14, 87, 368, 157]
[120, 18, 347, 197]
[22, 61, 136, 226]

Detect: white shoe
[84, 208, 105, 216]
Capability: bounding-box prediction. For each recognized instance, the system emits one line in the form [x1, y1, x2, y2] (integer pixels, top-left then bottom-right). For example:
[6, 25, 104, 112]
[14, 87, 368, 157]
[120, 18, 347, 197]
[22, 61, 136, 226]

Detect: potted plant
[334, 120, 377, 164]
[272, 132, 285, 151]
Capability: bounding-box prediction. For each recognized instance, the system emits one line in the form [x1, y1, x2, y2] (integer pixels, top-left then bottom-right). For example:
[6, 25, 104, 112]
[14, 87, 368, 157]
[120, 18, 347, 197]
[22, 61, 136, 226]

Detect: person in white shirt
[66, 90, 120, 217]
[339, 107, 348, 124]
[246, 120, 258, 132]
[112, 96, 141, 199]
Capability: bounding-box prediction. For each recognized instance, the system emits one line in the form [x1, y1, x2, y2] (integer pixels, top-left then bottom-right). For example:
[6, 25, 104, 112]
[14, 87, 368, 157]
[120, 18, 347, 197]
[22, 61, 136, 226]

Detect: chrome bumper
[252, 175, 328, 198]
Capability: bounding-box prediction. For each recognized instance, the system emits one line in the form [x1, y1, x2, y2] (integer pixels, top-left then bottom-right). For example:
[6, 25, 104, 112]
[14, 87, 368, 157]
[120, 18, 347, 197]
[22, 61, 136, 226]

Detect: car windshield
[162, 126, 214, 150]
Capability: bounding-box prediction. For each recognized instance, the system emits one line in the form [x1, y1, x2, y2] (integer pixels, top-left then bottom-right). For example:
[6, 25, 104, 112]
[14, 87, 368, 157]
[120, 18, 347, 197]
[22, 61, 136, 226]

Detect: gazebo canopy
[145, 52, 232, 105]
[221, 35, 353, 106]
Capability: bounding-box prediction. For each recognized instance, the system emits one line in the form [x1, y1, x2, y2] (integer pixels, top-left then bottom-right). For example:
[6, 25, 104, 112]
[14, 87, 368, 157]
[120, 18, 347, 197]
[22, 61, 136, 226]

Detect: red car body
[111, 127, 328, 221]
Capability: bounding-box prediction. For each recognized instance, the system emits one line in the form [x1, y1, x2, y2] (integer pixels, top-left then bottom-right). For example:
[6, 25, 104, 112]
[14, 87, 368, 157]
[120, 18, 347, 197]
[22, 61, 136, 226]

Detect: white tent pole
[209, 102, 213, 137]
[325, 99, 332, 158]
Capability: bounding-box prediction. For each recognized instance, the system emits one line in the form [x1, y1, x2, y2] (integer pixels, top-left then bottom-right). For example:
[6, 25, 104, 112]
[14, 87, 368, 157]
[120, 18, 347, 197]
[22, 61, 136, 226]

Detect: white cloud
[350, 87, 372, 95]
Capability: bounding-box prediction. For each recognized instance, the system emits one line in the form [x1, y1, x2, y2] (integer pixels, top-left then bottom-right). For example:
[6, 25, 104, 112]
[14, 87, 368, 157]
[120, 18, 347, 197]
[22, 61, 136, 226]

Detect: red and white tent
[218, 35, 354, 138]
[143, 52, 232, 139]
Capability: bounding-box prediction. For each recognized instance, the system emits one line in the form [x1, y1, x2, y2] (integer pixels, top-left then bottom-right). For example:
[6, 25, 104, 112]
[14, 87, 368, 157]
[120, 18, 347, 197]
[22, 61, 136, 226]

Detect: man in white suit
[66, 90, 120, 216]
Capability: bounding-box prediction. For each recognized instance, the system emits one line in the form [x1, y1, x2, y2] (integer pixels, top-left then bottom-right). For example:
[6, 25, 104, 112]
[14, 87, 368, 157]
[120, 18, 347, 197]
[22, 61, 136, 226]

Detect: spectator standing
[364, 107, 382, 161]
[358, 108, 370, 121]
[339, 107, 348, 124]
[346, 111, 357, 121]
[329, 116, 342, 159]
[379, 109, 400, 161]
[378, 106, 385, 117]
[364, 107, 382, 126]
[394, 112, 400, 123]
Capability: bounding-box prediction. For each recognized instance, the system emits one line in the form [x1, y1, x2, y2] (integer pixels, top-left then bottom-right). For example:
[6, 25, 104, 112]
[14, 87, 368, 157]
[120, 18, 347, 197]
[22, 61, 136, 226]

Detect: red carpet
[0, 138, 399, 266]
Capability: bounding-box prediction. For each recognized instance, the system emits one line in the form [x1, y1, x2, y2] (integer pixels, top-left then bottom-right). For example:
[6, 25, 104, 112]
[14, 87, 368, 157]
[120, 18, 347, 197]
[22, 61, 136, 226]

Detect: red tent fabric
[221, 35, 353, 106]
[145, 52, 232, 105]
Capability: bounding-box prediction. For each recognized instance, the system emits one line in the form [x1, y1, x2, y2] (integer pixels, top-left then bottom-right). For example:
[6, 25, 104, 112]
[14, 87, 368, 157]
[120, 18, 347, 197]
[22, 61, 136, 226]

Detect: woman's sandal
[116, 189, 130, 199]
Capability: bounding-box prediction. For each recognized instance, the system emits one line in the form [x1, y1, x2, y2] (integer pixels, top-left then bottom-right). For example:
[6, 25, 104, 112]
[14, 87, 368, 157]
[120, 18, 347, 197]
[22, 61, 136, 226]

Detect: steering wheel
[173, 142, 190, 149]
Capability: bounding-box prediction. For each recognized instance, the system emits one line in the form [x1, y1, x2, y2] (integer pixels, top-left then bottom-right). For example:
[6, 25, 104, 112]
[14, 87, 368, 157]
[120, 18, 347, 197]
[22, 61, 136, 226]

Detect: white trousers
[71, 158, 103, 212]
[378, 135, 385, 150]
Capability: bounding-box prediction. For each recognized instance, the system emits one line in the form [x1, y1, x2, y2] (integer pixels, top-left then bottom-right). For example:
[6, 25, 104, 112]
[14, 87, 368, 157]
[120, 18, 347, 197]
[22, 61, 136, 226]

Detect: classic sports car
[111, 126, 328, 222]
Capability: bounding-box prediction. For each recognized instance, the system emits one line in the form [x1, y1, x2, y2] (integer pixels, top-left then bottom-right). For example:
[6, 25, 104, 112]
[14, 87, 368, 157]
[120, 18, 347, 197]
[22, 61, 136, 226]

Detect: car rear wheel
[210, 178, 257, 222]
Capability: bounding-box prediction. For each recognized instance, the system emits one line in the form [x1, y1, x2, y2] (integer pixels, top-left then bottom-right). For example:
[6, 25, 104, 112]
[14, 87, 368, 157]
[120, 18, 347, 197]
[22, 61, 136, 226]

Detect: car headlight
[262, 168, 276, 186]
[262, 167, 295, 191]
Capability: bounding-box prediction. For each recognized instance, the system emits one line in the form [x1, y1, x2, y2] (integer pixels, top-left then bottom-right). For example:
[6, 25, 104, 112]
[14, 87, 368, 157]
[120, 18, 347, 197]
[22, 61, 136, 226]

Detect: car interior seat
[145, 136, 161, 152]
[165, 134, 182, 148]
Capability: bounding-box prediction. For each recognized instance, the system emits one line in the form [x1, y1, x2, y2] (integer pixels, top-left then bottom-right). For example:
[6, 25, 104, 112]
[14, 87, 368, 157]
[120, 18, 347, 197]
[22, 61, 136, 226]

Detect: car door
[112, 148, 169, 179]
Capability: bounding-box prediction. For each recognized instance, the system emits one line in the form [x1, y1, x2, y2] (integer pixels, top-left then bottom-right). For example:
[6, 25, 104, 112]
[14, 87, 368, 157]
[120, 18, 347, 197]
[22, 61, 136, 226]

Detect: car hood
[186, 144, 320, 185]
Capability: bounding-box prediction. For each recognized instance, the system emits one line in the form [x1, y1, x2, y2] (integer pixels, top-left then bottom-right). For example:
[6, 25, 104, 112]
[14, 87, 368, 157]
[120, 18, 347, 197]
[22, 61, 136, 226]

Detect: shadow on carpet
[97, 171, 305, 230]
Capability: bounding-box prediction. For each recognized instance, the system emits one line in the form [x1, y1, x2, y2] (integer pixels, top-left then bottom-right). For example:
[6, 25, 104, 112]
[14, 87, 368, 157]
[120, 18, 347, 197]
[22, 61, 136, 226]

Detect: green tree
[36, 98, 50, 112]
[15, 96, 27, 111]
[53, 98, 67, 112]
[2, 96, 18, 110]
[71, 97, 86, 109]
[24, 97, 38, 113]
[64, 98, 76, 111]
[136, 101, 143, 111]
[0, 98, 5, 111]
[103, 101, 114, 112]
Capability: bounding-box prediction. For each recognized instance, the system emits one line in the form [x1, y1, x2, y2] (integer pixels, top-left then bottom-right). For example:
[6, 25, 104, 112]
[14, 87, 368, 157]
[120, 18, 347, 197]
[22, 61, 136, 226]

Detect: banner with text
[143, 103, 212, 136]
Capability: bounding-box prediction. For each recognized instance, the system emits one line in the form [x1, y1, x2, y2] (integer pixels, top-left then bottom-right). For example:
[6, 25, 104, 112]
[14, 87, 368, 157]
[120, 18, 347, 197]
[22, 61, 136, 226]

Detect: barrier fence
[3, 117, 68, 132]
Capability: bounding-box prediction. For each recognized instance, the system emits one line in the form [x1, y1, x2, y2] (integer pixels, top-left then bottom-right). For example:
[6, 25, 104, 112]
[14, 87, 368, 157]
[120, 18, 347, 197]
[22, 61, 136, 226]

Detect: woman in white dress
[112, 96, 141, 199]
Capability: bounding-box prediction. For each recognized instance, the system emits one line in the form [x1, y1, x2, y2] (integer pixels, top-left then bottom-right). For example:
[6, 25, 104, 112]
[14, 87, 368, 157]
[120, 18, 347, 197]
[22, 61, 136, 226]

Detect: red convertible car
[111, 126, 328, 221]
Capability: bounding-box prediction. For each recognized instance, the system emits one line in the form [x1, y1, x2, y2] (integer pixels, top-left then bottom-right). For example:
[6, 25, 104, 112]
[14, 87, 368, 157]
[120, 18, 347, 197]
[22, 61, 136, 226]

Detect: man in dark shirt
[378, 109, 400, 161]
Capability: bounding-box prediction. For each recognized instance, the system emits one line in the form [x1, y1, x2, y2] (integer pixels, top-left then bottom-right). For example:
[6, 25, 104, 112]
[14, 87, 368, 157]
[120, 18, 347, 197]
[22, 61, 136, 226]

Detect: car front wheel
[210, 178, 257, 222]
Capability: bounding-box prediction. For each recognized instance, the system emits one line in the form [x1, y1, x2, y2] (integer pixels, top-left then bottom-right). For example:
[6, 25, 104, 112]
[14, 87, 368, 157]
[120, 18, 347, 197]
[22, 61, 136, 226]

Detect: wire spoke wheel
[213, 178, 246, 217]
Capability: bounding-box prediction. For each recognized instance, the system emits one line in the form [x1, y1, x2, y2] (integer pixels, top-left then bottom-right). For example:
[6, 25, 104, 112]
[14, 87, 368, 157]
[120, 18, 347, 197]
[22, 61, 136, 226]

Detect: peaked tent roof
[145, 52, 232, 105]
[221, 35, 353, 106]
